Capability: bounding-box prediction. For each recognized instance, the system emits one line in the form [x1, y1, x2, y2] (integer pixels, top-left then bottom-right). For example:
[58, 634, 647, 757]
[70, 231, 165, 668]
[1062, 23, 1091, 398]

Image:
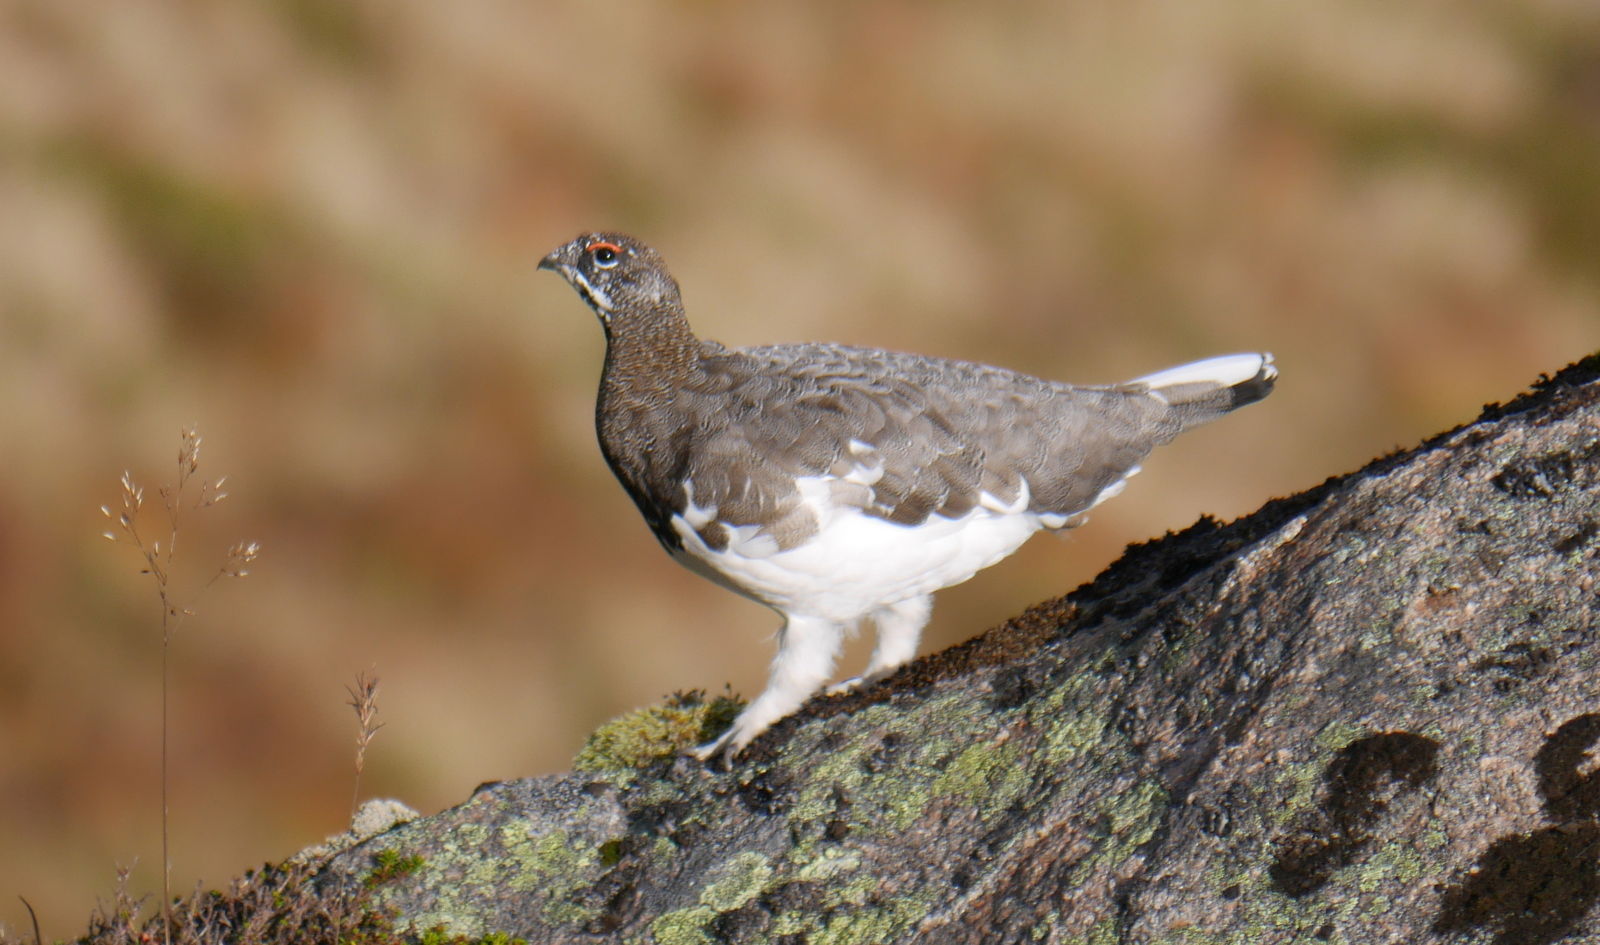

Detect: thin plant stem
[100, 427, 257, 945]
[161, 624, 170, 945]
[18, 895, 41, 945]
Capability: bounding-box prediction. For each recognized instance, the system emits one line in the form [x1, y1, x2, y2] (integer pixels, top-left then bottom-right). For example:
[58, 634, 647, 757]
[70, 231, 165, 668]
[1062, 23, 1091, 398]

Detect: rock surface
[318, 355, 1600, 945]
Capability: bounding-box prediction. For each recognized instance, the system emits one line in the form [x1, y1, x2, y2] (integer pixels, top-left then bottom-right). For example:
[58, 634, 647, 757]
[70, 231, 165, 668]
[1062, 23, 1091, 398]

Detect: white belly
[669, 482, 1049, 622]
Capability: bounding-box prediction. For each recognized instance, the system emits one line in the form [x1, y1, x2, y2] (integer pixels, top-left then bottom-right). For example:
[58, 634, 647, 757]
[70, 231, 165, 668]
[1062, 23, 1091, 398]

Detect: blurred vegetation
[0, 0, 1595, 937]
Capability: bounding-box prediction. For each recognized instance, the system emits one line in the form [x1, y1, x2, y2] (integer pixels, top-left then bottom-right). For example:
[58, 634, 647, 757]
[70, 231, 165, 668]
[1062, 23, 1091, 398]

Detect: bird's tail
[1127, 353, 1277, 428]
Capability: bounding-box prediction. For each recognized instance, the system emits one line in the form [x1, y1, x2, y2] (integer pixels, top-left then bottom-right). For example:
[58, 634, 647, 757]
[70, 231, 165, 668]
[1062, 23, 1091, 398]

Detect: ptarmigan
[540, 232, 1276, 761]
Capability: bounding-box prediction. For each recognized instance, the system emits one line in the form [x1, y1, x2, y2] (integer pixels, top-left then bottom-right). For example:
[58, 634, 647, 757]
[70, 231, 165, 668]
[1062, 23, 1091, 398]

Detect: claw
[691, 727, 741, 769]
[824, 675, 865, 696]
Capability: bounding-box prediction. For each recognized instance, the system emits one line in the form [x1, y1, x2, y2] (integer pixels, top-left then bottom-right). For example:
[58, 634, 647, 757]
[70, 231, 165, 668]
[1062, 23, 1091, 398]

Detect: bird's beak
[538, 240, 578, 274]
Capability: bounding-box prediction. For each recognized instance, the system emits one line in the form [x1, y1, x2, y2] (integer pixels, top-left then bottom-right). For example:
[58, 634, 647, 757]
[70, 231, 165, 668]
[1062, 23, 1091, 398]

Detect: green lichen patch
[1028, 910, 1062, 941]
[785, 697, 994, 838]
[1355, 838, 1425, 892]
[1066, 915, 1120, 945]
[505, 826, 599, 886]
[794, 845, 862, 883]
[649, 905, 717, 945]
[876, 740, 957, 832]
[932, 739, 1029, 809]
[1103, 779, 1167, 840]
[1035, 676, 1117, 768]
[810, 893, 931, 945]
[402, 824, 606, 935]
[501, 826, 604, 925]
[785, 704, 904, 827]
[699, 851, 775, 912]
[1068, 779, 1169, 888]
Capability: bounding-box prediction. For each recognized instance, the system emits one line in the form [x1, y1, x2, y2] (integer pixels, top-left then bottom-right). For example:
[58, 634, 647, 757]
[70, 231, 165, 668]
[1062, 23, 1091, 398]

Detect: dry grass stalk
[100, 427, 260, 945]
[345, 671, 385, 819]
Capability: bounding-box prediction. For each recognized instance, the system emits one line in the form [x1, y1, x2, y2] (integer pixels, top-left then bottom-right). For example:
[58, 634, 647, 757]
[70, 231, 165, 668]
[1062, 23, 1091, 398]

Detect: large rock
[318, 355, 1600, 945]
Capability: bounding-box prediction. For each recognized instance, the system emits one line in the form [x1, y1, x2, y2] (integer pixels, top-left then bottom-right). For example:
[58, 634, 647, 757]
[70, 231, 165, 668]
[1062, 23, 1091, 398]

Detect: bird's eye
[588, 242, 622, 268]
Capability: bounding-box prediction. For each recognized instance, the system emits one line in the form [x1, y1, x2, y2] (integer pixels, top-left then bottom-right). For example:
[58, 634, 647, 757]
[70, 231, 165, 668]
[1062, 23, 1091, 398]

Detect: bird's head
[539, 233, 682, 326]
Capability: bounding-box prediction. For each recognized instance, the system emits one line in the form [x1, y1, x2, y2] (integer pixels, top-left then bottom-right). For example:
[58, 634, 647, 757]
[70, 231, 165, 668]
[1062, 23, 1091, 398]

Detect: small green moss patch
[574, 690, 742, 778]
[417, 927, 529, 945]
[365, 848, 426, 887]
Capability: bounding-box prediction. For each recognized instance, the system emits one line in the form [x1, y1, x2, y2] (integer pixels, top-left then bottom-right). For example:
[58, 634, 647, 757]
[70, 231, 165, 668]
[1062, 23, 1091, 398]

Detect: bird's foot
[691, 730, 732, 764]
[691, 717, 755, 769]
[825, 668, 898, 695]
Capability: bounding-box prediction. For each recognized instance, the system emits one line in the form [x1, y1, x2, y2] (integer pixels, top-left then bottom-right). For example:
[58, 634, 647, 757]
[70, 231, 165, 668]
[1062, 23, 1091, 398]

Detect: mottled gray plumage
[672, 341, 1250, 548]
[540, 231, 1276, 761]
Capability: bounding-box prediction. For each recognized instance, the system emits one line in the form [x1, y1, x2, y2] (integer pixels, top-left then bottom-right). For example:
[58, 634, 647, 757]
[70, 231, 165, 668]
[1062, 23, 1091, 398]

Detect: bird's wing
[676, 344, 1178, 551]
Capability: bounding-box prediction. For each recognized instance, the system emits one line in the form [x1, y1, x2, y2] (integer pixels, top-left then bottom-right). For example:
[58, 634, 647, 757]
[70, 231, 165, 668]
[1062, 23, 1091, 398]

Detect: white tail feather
[1131, 353, 1275, 391]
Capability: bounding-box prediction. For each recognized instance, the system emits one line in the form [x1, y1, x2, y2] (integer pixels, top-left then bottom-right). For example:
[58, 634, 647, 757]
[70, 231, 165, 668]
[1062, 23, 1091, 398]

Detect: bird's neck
[598, 301, 703, 409]
[594, 303, 705, 513]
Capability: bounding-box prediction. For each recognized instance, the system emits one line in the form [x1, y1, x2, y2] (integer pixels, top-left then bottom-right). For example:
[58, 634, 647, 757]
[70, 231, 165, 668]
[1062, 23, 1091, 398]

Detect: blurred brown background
[1, 0, 1596, 934]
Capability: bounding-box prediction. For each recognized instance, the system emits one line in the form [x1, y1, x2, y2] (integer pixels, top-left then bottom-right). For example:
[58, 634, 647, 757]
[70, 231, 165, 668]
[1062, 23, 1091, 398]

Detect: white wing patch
[719, 522, 781, 558]
[679, 481, 717, 529]
[842, 441, 885, 487]
[678, 480, 784, 559]
[977, 476, 1032, 516]
[1089, 464, 1141, 509]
